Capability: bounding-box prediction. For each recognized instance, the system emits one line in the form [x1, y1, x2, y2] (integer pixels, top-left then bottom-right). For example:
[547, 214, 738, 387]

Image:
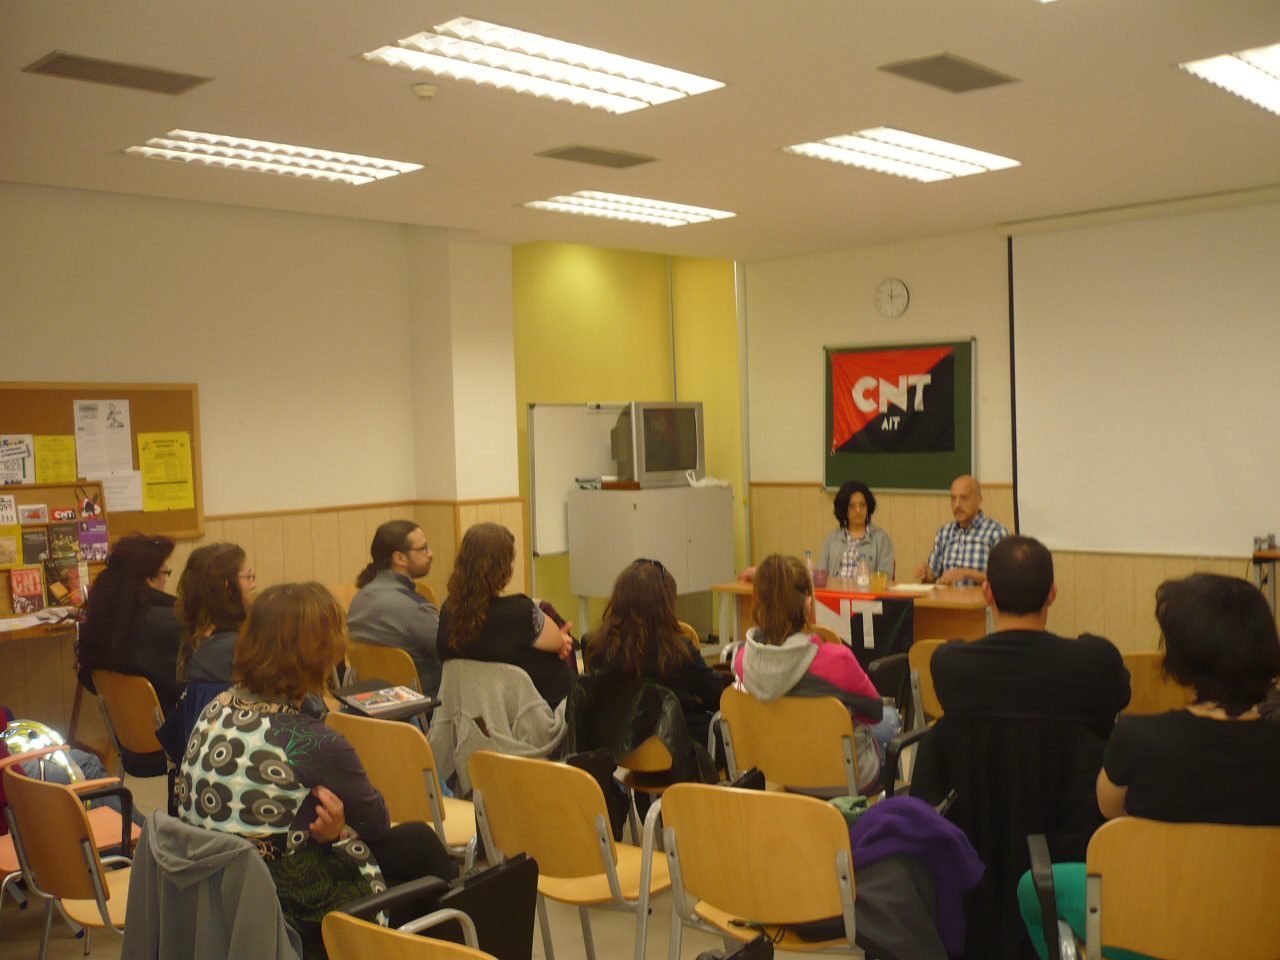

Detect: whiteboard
[1012, 201, 1280, 556]
[529, 403, 624, 555]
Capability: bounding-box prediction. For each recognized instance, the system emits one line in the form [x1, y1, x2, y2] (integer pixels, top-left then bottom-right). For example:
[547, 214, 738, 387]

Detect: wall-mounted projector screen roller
[1011, 201, 1280, 557]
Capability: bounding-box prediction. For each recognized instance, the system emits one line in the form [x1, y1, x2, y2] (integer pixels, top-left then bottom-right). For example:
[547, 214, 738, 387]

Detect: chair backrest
[661, 783, 853, 924]
[1120, 652, 1194, 716]
[719, 687, 854, 791]
[677, 620, 701, 647]
[620, 735, 673, 774]
[2, 766, 106, 901]
[806, 624, 843, 645]
[468, 751, 611, 879]
[92, 669, 164, 754]
[1087, 818, 1280, 960]
[325, 711, 441, 825]
[867, 652, 911, 722]
[416, 581, 439, 607]
[323, 912, 495, 960]
[326, 582, 359, 613]
[345, 640, 421, 692]
[908, 639, 947, 720]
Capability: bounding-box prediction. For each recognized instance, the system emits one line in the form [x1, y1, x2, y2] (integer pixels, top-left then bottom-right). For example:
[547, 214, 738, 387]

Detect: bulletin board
[0, 382, 203, 539]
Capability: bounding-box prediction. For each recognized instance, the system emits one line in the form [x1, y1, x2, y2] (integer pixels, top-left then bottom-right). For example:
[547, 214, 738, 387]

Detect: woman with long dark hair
[585, 558, 726, 742]
[76, 533, 182, 713]
[437, 522, 574, 706]
[175, 541, 254, 687]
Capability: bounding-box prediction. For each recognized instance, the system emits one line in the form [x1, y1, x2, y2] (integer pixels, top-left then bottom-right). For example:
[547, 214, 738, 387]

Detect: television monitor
[610, 402, 705, 488]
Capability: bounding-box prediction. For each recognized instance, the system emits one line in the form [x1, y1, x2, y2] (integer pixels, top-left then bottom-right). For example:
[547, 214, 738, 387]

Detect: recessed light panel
[364, 17, 724, 114]
[1180, 42, 1280, 117]
[523, 191, 735, 227]
[784, 127, 1020, 182]
[126, 130, 422, 185]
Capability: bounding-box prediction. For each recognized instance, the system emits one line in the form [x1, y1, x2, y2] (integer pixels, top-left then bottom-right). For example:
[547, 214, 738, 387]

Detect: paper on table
[95, 472, 143, 512]
[74, 400, 133, 477]
[34, 435, 78, 484]
[0, 615, 41, 633]
[138, 432, 195, 512]
[0, 435, 35, 485]
[889, 583, 937, 594]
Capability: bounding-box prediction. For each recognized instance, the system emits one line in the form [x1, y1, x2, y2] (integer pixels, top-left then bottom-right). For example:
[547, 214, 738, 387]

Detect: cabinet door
[631, 488, 691, 590]
[567, 489, 637, 598]
[685, 487, 735, 592]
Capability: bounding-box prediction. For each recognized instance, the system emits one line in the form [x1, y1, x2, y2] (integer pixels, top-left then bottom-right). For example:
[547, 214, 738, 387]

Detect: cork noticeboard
[0, 382, 203, 540]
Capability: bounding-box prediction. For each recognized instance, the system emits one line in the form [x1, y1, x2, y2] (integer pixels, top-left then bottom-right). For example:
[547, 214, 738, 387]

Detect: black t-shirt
[931, 629, 1132, 739]
[1104, 710, 1280, 825]
[438, 594, 573, 707]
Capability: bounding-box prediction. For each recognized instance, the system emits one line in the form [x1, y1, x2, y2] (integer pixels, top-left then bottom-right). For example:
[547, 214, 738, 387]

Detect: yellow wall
[512, 243, 675, 624]
[511, 244, 744, 633]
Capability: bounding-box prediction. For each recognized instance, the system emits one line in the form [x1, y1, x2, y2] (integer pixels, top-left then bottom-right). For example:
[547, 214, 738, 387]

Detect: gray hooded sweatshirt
[121, 811, 302, 960]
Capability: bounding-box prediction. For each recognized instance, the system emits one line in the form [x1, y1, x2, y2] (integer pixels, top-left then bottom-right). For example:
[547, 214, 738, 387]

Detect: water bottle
[804, 550, 814, 582]
[854, 554, 871, 590]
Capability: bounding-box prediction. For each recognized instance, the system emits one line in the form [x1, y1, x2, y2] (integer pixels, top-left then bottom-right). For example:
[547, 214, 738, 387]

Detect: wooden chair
[2, 766, 132, 960]
[677, 620, 701, 647]
[907, 639, 948, 726]
[416, 581, 439, 607]
[617, 735, 675, 841]
[659, 782, 861, 957]
[1079, 818, 1280, 960]
[1121, 652, 1194, 716]
[326, 582, 359, 613]
[323, 909, 494, 960]
[0, 745, 139, 937]
[325, 711, 476, 869]
[345, 639, 422, 693]
[806, 623, 844, 645]
[91, 669, 165, 775]
[467, 751, 670, 960]
[718, 687, 866, 797]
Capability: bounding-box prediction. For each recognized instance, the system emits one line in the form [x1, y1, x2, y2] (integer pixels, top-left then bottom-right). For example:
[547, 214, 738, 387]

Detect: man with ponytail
[346, 520, 442, 697]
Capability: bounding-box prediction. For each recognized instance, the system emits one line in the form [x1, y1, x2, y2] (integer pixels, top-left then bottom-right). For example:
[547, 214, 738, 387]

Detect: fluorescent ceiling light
[363, 17, 723, 114]
[1180, 42, 1280, 117]
[523, 190, 735, 227]
[784, 126, 1020, 182]
[126, 129, 422, 185]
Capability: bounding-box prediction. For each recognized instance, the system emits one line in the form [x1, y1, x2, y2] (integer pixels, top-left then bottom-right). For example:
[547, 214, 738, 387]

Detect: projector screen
[1012, 201, 1280, 557]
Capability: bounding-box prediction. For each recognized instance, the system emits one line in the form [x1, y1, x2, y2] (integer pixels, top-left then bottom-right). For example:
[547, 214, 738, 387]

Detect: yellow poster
[138, 431, 195, 512]
[34, 435, 78, 484]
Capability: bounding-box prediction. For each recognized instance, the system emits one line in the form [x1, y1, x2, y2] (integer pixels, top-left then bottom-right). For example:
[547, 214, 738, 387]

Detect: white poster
[95, 471, 144, 512]
[0, 435, 35, 485]
[74, 400, 133, 477]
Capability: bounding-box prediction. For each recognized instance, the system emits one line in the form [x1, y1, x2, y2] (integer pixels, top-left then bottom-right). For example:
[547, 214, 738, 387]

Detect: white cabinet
[567, 486, 735, 598]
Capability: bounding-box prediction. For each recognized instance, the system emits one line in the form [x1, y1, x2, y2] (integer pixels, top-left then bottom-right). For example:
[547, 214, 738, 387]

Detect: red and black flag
[830, 346, 955, 454]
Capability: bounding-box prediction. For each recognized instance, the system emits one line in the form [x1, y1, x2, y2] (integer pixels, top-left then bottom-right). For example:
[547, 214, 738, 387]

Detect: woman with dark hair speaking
[1018, 573, 1280, 960]
[818, 479, 895, 579]
[76, 532, 183, 714]
[346, 519, 441, 697]
[437, 522, 574, 707]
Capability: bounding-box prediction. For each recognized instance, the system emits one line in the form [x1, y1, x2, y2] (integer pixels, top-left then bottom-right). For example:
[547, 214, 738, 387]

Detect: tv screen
[642, 407, 699, 472]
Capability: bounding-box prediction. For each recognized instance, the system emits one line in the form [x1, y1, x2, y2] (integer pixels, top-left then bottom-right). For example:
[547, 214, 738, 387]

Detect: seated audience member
[1018, 573, 1280, 960]
[818, 479, 895, 579]
[437, 522, 574, 707]
[345, 520, 441, 697]
[178, 582, 456, 960]
[914, 474, 1008, 586]
[731, 553, 886, 792]
[931, 535, 1131, 738]
[584, 558, 728, 745]
[76, 533, 184, 715]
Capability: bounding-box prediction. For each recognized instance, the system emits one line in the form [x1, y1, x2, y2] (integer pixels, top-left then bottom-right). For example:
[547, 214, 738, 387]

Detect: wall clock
[875, 278, 909, 319]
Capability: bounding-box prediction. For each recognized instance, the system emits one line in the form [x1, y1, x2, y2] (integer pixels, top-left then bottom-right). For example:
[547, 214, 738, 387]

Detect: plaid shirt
[926, 511, 1009, 584]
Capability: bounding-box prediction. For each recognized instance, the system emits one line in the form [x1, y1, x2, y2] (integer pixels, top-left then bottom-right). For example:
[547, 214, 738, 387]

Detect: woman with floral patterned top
[178, 581, 455, 959]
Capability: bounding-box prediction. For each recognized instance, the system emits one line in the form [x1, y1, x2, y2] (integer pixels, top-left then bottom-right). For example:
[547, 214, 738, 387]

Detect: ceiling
[3, 0, 1279, 262]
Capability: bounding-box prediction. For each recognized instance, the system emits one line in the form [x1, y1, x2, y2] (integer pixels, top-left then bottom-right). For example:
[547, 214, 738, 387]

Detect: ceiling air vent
[878, 53, 1016, 93]
[22, 51, 211, 95]
[535, 146, 657, 170]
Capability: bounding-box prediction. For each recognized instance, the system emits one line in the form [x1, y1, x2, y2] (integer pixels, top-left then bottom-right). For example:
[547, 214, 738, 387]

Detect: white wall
[0, 183, 519, 513]
[743, 230, 1012, 484]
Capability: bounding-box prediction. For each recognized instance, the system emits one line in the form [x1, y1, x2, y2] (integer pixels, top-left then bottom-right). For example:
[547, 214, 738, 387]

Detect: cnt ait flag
[830, 346, 956, 454]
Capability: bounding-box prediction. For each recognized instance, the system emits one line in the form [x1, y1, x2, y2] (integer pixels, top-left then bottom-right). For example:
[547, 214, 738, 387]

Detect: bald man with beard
[914, 475, 1009, 587]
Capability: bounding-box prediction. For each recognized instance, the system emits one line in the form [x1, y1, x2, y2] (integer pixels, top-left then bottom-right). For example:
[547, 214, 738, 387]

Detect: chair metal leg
[462, 834, 477, 873]
[38, 900, 54, 960]
[537, 893, 555, 960]
[625, 788, 641, 844]
[578, 905, 597, 960]
[667, 902, 683, 960]
[82, 928, 91, 956]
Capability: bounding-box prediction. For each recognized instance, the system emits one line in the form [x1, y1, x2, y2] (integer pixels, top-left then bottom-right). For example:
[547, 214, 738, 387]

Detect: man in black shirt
[931, 535, 1131, 737]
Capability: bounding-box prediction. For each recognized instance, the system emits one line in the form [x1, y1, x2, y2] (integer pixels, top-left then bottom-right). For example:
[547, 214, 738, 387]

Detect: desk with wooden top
[710, 578, 990, 646]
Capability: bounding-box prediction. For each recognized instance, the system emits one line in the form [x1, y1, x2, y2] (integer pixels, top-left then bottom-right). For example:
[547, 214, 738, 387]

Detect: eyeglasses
[405, 544, 431, 554]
